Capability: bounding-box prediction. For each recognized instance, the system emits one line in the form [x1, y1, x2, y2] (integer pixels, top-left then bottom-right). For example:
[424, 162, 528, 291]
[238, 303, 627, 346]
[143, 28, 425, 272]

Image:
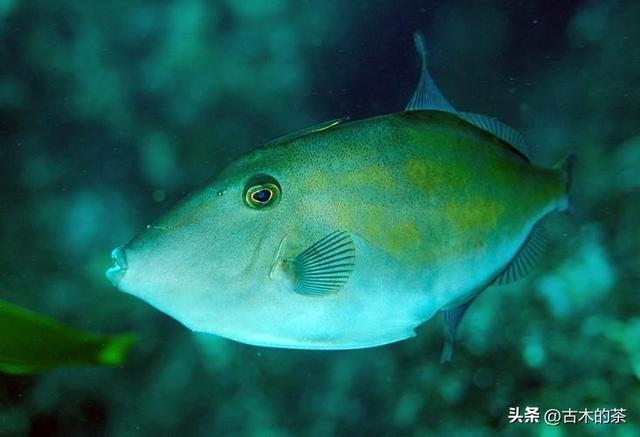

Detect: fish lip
[105, 246, 128, 286]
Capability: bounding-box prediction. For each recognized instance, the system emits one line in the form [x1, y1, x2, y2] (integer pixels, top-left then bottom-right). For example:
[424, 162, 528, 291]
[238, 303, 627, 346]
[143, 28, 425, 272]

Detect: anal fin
[493, 223, 546, 285]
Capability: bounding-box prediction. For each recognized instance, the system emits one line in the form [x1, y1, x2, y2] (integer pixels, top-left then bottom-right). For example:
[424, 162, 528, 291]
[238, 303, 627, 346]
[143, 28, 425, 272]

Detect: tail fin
[555, 154, 576, 213]
[97, 333, 137, 367]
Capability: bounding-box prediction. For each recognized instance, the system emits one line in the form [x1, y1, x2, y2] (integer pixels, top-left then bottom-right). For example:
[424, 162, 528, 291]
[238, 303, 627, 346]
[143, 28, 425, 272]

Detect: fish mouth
[105, 246, 128, 286]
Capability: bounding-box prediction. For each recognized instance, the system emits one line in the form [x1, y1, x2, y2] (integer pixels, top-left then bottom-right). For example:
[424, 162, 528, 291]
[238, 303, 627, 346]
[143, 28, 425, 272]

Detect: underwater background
[1, 0, 639, 435]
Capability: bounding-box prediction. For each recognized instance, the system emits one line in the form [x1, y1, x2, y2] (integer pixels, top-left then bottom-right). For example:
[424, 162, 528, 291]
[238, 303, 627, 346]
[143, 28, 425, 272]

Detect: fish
[106, 32, 574, 359]
[0, 299, 136, 374]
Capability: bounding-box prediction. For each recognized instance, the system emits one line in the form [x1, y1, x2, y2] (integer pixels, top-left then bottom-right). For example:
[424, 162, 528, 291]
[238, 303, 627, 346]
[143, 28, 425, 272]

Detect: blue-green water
[1, 0, 639, 435]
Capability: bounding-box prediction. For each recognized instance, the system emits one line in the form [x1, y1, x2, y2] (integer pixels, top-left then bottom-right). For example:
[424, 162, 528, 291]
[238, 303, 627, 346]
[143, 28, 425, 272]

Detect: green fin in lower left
[98, 333, 138, 366]
[288, 231, 356, 297]
[0, 298, 137, 375]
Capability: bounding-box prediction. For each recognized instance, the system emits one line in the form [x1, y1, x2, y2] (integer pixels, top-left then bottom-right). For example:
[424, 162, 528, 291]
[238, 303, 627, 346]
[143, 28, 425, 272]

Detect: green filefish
[107, 33, 573, 358]
[0, 299, 136, 374]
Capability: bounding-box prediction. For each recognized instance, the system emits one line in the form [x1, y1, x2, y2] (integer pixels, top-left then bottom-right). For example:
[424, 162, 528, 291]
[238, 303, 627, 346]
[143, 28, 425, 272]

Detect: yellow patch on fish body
[445, 197, 505, 235]
[385, 219, 423, 255]
[405, 157, 463, 195]
[340, 204, 422, 258]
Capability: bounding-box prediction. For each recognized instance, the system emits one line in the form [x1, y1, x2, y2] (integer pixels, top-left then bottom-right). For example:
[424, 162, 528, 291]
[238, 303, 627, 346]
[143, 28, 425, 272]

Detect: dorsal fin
[405, 32, 456, 112]
[404, 32, 531, 160]
[265, 117, 348, 147]
[493, 223, 546, 285]
[459, 112, 530, 160]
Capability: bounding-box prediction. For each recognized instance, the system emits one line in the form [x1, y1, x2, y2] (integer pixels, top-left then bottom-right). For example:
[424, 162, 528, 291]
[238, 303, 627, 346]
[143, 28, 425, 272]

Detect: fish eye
[244, 174, 281, 209]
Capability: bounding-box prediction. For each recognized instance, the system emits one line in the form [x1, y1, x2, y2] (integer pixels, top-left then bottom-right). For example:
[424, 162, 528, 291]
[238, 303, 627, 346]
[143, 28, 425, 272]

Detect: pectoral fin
[285, 231, 356, 297]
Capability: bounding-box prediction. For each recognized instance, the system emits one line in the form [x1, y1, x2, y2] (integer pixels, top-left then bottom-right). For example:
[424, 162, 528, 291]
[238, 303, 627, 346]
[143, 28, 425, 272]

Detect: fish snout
[106, 246, 128, 286]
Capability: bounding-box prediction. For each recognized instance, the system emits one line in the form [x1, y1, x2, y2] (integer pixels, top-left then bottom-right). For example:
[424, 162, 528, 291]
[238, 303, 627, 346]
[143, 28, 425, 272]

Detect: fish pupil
[252, 189, 272, 203]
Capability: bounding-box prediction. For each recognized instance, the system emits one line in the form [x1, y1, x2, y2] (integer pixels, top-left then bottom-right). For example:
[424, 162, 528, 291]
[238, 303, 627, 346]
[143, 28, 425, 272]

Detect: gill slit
[269, 234, 288, 281]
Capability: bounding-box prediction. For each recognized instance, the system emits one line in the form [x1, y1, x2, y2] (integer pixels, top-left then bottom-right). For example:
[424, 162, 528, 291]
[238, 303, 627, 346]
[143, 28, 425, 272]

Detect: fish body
[107, 33, 572, 353]
[0, 299, 136, 374]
